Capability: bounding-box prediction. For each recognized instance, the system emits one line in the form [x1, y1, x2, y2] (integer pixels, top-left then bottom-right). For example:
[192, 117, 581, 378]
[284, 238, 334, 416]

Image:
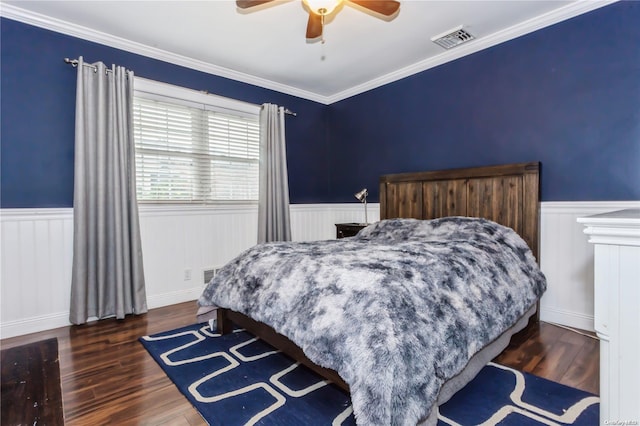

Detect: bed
[198, 162, 545, 425]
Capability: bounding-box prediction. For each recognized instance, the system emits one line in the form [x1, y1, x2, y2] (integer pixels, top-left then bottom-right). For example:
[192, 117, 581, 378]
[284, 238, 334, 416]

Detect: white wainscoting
[0, 208, 74, 339]
[0, 203, 378, 338]
[538, 201, 640, 331]
[2, 201, 638, 339]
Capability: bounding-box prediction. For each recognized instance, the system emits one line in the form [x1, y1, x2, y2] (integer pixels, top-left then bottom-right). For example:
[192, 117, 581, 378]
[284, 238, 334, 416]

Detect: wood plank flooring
[495, 322, 599, 394]
[1, 337, 64, 425]
[0, 302, 599, 425]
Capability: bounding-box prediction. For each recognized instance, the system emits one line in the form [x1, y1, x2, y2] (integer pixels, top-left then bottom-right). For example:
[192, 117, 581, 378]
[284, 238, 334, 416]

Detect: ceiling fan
[236, 0, 401, 40]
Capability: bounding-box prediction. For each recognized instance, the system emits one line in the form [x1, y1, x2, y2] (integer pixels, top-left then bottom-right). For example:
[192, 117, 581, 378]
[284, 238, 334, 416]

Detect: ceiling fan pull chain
[321, 12, 326, 44]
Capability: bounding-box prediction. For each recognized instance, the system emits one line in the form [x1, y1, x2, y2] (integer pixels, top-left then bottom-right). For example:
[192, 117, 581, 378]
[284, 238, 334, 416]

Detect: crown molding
[326, 0, 618, 104]
[1, 1, 618, 105]
[0, 3, 329, 104]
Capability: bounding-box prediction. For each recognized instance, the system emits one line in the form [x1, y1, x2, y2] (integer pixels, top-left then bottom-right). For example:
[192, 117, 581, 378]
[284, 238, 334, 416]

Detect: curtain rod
[64, 57, 109, 74]
[259, 103, 296, 117]
[65, 57, 297, 117]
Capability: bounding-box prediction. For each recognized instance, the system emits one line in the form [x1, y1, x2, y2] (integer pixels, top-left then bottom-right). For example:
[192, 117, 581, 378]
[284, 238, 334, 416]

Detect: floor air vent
[431, 26, 475, 49]
[203, 267, 221, 285]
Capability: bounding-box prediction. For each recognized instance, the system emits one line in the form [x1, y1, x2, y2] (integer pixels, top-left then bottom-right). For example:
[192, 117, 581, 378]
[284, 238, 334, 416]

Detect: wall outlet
[184, 269, 192, 281]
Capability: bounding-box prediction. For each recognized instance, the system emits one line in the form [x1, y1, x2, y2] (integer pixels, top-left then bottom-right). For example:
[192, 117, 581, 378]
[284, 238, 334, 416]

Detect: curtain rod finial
[64, 58, 79, 67]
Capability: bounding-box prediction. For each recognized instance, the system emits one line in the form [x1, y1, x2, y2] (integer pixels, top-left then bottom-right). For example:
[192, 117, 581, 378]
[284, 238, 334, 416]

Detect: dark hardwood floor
[1, 338, 64, 425]
[0, 302, 599, 425]
[495, 321, 599, 394]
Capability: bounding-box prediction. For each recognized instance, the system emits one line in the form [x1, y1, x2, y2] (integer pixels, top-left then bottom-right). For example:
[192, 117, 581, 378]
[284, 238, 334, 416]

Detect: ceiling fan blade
[236, 0, 274, 9]
[306, 12, 323, 39]
[348, 0, 400, 16]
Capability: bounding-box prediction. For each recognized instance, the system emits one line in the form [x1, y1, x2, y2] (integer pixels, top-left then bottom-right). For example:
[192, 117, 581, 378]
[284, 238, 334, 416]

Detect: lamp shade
[354, 188, 368, 202]
[354, 188, 368, 224]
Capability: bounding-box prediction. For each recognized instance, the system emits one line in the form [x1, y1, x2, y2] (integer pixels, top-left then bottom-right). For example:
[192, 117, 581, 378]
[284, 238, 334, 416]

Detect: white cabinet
[577, 209, 640, 424]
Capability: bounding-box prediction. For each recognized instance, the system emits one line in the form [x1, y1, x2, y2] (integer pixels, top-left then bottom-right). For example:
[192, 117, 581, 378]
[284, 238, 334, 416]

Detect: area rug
[140, 323, 599, 425]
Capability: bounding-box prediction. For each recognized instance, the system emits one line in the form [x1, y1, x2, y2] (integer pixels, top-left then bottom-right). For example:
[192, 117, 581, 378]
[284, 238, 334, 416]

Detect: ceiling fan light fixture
[237, 0, 400, 41]
[303, 0, 341, 15]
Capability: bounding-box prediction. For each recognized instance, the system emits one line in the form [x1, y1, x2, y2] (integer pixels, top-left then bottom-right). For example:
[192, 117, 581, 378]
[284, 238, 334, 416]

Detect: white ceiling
[1, 0, 614, 103]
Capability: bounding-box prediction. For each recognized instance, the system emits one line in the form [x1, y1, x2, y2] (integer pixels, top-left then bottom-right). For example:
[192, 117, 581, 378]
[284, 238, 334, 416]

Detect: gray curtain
[70, 57, 147, 325]
[258, 104, 291, 243]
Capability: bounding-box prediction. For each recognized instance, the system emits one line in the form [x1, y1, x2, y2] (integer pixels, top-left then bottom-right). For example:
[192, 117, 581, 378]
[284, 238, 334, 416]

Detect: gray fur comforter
[198, 217, 547, 425]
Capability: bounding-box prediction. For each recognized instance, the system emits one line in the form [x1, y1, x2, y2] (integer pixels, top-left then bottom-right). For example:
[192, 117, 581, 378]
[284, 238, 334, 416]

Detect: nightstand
[335, 223, 368, 239]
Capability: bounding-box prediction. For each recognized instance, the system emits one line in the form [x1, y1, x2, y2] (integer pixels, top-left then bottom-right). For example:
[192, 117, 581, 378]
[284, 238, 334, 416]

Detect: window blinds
[133, 96, 259, 202]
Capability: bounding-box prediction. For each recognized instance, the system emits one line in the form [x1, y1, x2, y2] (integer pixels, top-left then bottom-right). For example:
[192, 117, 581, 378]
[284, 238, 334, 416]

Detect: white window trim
[133, 77, 261, 205]
[134, 77, 261, 117]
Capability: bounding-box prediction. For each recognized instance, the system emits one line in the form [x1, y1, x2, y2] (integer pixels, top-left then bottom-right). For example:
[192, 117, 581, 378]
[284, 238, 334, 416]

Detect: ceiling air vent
[431, 26, 475, 50]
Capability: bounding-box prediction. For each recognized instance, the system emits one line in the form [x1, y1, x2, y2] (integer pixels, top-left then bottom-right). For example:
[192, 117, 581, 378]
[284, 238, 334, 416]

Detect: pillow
[354, 216, 518, 245]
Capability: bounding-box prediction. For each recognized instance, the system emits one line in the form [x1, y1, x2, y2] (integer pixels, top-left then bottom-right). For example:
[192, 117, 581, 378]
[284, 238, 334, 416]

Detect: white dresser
[577, 209, 640, 424]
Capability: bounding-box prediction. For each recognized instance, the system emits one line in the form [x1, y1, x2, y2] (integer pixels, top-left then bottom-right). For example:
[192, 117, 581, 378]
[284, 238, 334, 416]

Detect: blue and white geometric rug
[140, 323, 599, 425]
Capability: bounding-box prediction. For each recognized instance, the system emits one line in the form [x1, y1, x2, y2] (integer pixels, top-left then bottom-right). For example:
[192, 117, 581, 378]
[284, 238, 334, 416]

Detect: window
[133, 78, 260, 203]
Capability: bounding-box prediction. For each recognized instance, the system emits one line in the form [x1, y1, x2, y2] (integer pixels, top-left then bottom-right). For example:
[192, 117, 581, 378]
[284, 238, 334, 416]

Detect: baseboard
[0, 287, 203, 340]
[146, 287, 201, 310]
[0, 311, 70, 340]
[540, 306, 595, 332]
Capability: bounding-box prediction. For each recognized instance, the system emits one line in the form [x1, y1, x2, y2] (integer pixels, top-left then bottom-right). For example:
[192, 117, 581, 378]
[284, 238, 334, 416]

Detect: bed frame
[379, 162, 540, 262]
[216, 161, 541, 393]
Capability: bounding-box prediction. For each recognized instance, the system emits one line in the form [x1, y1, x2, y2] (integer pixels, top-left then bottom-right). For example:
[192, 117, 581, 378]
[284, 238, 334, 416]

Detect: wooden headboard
[380, 162, 540, 261]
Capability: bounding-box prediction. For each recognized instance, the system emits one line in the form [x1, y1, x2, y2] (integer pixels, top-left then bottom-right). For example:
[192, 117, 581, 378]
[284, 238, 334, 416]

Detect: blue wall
[0, 18, 329, 207]
[327, 1, 640, 202]
[2, 1, 639, 208]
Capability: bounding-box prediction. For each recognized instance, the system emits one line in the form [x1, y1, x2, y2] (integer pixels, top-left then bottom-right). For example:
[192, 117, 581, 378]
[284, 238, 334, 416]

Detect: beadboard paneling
[137, 204, 259, 306]
[290, 203, 379, 241]
[1, 209, 74, 336]
[539, 201, 640, 331]
[0, 203, 376, 338]
[2, 201, 638, 338]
